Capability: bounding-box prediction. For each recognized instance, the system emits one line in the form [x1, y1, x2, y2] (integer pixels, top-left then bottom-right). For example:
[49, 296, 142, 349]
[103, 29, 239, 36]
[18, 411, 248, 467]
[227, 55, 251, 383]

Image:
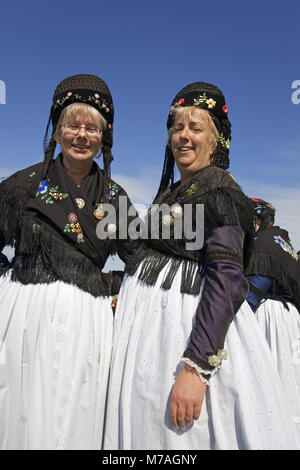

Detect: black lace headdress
[157, 82, 231, 196]
[23, 74, 115, 211]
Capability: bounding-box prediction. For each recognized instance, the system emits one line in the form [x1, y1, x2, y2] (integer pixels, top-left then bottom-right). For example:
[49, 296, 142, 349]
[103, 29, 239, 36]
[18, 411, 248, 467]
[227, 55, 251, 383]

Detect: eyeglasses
[61, 123, 102, 136]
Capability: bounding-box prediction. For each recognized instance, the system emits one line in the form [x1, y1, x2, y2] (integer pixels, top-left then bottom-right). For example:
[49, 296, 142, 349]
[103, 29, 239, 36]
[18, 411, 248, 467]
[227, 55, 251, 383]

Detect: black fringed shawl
[126, 165, 254, 295]
[125, 165, 254, 373]
[246, 226, 300, 312]
[0, 156, 137, 297]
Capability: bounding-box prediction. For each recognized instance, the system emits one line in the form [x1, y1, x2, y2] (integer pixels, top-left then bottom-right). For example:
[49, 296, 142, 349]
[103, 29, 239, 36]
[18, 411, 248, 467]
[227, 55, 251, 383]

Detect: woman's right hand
[169, 364, 207, 430]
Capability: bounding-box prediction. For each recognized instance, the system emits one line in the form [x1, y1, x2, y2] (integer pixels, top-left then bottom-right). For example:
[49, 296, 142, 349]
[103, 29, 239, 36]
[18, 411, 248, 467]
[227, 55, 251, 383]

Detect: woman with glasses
[0, 74, 137, 449]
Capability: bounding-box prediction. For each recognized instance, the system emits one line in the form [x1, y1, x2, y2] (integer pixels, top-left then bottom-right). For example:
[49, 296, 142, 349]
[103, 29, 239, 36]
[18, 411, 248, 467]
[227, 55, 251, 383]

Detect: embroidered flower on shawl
[106, 183, 119, 201]
[37, 180, 49, 194]
[186, 183, 198, 196]
[36, 181, 69, 204]
[273, 235, 298, 260]
[68, 212, 78, 223]
[64, 213, 85, 243]
[48, 188, 69, 201]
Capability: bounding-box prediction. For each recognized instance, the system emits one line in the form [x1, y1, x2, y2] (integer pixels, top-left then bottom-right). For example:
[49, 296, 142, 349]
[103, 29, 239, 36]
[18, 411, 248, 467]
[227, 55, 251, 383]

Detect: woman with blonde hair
[104, 82, 298, 450]
[0, 74, 136, 449]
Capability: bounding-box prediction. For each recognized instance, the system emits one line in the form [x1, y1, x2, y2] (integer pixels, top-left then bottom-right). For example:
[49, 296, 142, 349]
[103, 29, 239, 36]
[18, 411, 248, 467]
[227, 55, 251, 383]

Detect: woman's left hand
[169, 364, 207, 430]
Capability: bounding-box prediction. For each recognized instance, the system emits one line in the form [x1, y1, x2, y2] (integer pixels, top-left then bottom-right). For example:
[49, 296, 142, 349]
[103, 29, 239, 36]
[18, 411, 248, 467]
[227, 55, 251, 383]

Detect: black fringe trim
[0, 184, 17, 247]
[161, 256, 181, 290]
[5, 219, 111, 298]
[246, 252, 300, 313]
[155, 183, 254, 271]
[126, 245, 204, 295]
[181, 258, 203, 295]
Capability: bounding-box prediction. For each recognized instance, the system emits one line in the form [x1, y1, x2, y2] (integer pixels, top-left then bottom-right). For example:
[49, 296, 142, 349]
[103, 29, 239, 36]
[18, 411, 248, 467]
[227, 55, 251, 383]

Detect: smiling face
[55, 103, 104, 168]
[170, 107, 218, 181]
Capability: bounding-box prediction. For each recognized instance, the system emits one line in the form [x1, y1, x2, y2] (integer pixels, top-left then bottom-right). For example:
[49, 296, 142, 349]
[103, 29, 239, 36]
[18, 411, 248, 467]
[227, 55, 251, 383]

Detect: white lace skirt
[0, 272, 113, 450]
[104, 265, 298, 450]
[255, 299, 300, 442]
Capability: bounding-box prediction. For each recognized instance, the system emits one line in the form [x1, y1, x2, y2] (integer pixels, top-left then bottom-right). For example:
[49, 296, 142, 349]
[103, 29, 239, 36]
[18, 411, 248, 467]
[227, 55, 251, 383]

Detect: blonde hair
[168, 106, 219, 151]
[55, 102, 107, 139]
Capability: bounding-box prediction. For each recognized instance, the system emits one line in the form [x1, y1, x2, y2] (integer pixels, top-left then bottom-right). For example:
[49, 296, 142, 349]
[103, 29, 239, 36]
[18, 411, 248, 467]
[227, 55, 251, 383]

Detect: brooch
[94, 202, 105, 220]
[208, 348, 228, 367]
[75, 198, 85, 209]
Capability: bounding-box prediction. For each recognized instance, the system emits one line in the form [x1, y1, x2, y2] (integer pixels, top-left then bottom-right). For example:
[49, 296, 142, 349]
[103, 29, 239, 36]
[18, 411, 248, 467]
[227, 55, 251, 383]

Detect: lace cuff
[181, 358, 214, 385]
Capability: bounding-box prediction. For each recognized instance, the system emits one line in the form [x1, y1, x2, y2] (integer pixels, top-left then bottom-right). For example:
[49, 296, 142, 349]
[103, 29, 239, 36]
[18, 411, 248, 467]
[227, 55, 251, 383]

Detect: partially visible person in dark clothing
[246, 198, 300, 444]
[246, 198, 299, 313]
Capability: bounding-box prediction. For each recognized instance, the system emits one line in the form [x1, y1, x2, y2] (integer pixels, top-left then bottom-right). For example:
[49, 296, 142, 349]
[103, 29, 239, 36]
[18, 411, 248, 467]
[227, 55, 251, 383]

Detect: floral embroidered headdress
[157, 82, 232, 195]
[50, 74, 113, 136]
[19, 74, 117, 216]
[39, 74, 115, 202]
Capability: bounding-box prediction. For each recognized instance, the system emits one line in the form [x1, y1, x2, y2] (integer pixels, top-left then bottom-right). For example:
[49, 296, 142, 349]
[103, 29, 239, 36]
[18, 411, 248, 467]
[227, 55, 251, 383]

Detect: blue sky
[1, 0, 300, 268]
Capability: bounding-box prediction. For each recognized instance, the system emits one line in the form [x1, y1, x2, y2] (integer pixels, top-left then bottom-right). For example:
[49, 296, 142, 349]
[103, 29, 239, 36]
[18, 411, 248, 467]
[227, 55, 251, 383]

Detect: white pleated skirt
[104, 265, 298, 450]
[0, 272, 113, 450]
[255, 299, 300, 441]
